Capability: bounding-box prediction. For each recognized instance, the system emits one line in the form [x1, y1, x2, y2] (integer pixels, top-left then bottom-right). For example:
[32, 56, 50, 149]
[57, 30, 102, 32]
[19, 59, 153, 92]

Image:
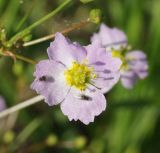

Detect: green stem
[0, 50, 37, 64]
[9, 0, 72, 44]
[14, 53, 37, 64]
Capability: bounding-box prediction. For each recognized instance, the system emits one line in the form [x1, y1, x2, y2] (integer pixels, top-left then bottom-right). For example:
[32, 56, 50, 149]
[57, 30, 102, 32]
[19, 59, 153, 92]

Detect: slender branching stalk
[14, 53, 37, 64]
[0, 50, 37, 64]
[23, 19, 90, 47]
[0, 95, 44, 119]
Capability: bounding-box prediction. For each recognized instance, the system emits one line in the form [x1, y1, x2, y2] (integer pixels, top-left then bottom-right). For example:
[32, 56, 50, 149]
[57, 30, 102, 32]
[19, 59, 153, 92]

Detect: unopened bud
[12, 62, 23, 76]
[74, 136, 87, 149]
[89, 9, 101, 24]
[3, 130, 15, 144]
[46, 134, 58, 147]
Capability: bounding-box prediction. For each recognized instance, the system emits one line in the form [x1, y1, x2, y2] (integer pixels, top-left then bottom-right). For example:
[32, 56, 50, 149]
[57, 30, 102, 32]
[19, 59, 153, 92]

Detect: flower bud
[12, 62, 23, 76]
[46, 134, 58, 147]
[74, 136, 87, 149]
[89, 9, 101, 24]
[3, 130, 15, 144]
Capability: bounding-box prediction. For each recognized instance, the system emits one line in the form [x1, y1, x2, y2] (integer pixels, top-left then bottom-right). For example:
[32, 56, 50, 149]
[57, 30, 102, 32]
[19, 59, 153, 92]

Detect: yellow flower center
[64, 61, 96, 91]
[112, 50, 128, 70]
[112, 51, 125, 62]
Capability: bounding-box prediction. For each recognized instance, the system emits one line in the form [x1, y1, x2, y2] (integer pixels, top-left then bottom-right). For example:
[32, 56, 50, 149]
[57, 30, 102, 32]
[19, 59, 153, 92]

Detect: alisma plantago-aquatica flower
[91, 23, 148, 89]
[31, 33, 122, 124]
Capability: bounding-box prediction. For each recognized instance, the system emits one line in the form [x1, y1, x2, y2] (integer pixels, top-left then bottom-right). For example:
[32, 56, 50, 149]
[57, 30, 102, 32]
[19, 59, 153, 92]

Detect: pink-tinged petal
[100, 23, 116, 46]
[126, 50, 147, 60]
[126, 50, 148, 79]
[31, 60, 70, 106]
[91, 33, 101, 46]
[94, 71, 120, 93]
[120, 70, 137, 89]
[136, 68, 148, 79]
[70, 42, 87, 62]
[100, 24, 127, 47]
[112, 28, 127, 43]
[0, 96, 6, 111]
[86, 41, 122, 71]
[91, 23, 127, 50]
[60, 86, 106, 125]
[47, 33, 87, 67]
[129, 61, 148, 79]
[85, 42, 121, 93]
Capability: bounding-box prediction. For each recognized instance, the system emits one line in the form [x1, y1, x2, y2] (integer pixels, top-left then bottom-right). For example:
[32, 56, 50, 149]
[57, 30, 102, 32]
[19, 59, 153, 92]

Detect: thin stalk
[9, 0, 72, 44]
[0, 51, 37, 64]
[23, 19, 90, 47]
[0, 95, 44, 119]
[14, 53, 37, 64]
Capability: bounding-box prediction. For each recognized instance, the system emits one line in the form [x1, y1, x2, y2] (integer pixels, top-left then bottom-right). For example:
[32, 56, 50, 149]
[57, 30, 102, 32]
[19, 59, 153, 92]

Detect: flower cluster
[91, 23, 148, 89]
[31, 24, 148, 124]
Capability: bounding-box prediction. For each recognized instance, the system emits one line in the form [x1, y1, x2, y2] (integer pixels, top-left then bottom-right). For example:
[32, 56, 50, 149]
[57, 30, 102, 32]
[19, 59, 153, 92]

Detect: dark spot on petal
[39, 76, 46, 81]
[127, 58, 147, 65]
[134, 58, 146, 62]
[121, 75, 137, 80]
[97, 76, 114, 80]
[103, 69, 111, 74]
[39, 76, 55, 82]
[90, 89, 96, 92]
[81, 94, 92, 101]
[93, 61, 106, 66]
[138, 69, 148, 73]
[103, 77, 114, 80]
[138, 58, 146, 62]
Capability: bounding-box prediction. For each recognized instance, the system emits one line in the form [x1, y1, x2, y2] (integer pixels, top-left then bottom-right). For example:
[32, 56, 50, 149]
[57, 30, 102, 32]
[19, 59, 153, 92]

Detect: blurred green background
[0, 0, 160, 153]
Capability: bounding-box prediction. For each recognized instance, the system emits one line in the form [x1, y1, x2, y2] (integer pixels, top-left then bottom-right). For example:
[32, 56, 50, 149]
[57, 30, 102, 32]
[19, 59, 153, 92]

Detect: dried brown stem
[23, 19, 90, 47]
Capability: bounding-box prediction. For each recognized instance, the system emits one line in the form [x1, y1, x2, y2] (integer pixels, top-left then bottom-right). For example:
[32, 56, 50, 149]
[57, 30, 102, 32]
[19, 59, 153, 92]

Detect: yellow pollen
[112, 51, 124, 62]
[112, 50, 128, 70]
[64, 61, 96, 91]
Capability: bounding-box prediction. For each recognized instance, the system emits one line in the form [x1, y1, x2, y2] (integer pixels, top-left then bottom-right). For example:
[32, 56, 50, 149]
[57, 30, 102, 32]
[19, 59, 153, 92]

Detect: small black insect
[81, 94, 92, 101]
[39, 76, 46, 81]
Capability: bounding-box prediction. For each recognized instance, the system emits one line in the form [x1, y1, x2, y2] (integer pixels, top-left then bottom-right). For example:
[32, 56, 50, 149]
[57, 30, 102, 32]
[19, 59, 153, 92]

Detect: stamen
[64, 61, 97, 91]
[88, 82, 101, 90]
[112, 50, 128, 70]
